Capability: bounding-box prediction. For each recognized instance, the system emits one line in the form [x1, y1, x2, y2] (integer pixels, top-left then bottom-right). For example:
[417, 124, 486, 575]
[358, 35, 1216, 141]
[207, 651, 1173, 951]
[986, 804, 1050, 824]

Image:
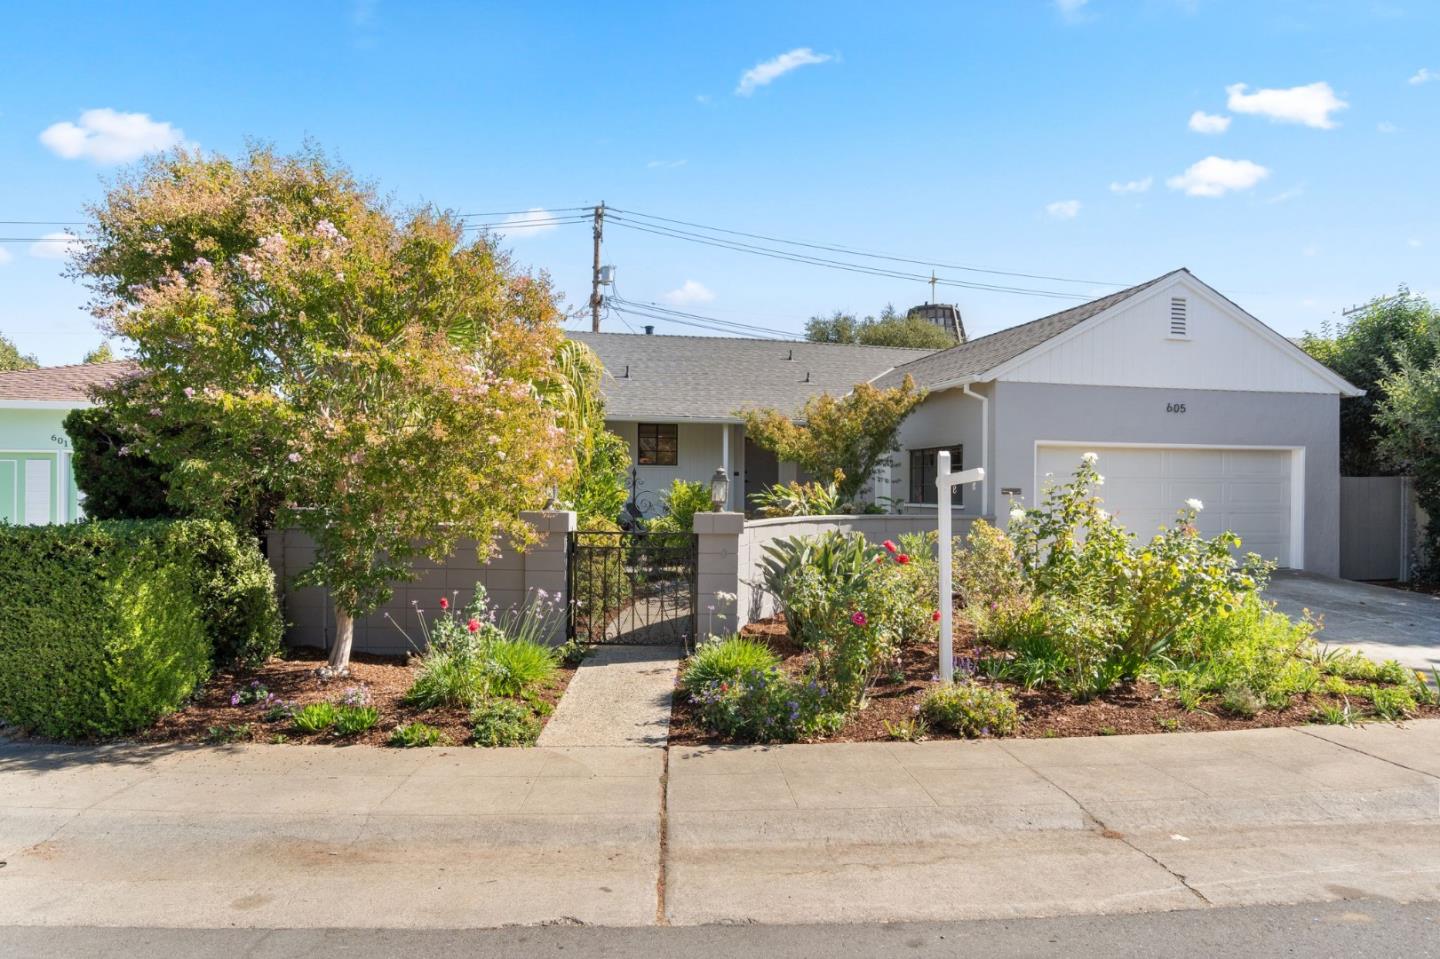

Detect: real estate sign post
[935, 452, 984, 683]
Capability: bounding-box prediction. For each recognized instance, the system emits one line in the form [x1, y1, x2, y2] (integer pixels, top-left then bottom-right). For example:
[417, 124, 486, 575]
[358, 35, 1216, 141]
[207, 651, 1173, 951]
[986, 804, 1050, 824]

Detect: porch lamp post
[709, 466, 730, 511]
[935, 450, 985, 683]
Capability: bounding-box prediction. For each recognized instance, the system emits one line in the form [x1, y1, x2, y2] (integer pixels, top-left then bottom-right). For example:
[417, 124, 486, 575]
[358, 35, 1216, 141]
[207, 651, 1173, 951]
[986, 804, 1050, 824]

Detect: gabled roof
[873, 270, 1185, 390]
[568, 331, 935, 421]
[0, 360, 138, 406]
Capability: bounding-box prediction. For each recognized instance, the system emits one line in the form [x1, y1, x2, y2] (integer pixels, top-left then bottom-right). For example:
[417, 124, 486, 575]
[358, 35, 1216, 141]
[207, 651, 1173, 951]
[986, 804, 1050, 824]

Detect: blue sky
[2, 0, 1436, 364]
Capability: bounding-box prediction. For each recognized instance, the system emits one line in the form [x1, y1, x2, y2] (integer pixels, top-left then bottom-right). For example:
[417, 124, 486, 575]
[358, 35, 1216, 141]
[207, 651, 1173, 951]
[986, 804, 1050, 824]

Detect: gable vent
[1168, 297, 1189, 338]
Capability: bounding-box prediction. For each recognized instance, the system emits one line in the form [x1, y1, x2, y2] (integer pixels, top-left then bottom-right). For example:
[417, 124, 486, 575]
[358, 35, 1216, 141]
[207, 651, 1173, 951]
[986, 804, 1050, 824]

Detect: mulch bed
[138, 646, 575, 748]
[668, 616, 1438, 746]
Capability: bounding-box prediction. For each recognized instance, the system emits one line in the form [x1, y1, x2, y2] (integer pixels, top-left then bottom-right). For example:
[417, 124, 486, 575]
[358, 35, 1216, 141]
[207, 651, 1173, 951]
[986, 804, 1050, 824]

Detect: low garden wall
[693, 512, 985, 632]
[268, 510, 576, 657]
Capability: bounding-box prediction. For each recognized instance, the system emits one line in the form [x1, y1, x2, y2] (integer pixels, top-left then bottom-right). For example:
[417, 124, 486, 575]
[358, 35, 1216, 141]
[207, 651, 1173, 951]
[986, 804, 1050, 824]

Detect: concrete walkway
[1266, 571, 1440, 672]
[538, 645, 680, 748]
[1, 721, 1438, 930]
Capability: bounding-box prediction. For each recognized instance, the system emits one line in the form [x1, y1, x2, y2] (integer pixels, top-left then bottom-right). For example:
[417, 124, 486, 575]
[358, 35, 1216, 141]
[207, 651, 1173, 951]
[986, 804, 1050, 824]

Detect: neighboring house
[877, 268, 1362, 576]
[0, 361, 136, 524]
[568, 331, 934, 514]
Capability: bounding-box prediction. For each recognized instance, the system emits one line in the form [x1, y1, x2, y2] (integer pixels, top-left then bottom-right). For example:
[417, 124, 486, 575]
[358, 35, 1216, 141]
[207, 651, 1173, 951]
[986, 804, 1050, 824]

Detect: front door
[743, 437, 778, 512]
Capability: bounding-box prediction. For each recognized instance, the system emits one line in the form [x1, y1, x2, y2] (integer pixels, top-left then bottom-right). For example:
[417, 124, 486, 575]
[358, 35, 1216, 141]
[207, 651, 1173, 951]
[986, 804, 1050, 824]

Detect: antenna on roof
[787, 348, 794, 360]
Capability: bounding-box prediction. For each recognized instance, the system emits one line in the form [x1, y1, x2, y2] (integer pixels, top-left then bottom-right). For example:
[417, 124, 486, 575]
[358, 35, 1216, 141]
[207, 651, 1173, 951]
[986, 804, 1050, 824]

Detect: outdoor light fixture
[709, 466, 729, 511]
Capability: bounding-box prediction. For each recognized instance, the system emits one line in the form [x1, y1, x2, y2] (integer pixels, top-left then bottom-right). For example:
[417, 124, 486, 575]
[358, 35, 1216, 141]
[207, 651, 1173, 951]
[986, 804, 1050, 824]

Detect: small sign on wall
[1000, 487, 1023, 496]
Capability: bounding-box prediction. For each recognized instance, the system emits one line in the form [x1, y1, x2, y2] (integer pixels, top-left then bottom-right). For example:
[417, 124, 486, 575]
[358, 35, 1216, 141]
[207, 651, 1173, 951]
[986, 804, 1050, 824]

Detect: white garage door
[1035, 445, 1295, 567]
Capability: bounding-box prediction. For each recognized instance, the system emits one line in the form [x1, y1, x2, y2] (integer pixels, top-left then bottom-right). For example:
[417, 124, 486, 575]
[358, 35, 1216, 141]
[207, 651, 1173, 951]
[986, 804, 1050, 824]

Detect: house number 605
[1166, 402, 1187, 414]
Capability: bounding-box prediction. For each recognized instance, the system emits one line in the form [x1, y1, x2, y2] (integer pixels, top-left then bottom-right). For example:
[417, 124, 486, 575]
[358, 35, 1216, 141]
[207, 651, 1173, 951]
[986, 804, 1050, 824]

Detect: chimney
[643, 325, 655, 335]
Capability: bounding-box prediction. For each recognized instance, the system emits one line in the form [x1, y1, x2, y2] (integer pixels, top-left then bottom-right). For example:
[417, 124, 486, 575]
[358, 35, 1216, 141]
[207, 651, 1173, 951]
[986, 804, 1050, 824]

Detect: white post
[936, 451, 984, 684]
[721, 424, 731, 511]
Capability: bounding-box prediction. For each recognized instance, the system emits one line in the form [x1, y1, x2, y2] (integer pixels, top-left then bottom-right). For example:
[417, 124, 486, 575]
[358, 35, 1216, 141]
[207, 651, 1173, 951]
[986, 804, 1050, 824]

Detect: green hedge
[0, 519, 282, 738]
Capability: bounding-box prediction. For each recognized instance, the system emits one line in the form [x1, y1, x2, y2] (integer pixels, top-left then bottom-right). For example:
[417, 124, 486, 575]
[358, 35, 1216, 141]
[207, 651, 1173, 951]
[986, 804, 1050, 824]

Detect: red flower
[850, 611, 868, 627]
[873, 555, 885, 564]
[466, 618, 480, 633]
[896, 554, 911, 565]
[439, 597, 450, 610]
[882, 540, 897, 553]
[932, 610, 942, 622]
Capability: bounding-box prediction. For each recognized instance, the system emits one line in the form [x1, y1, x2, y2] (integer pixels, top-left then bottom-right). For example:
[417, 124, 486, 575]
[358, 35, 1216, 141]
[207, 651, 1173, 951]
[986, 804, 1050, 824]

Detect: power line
[610, 296, 798, 338]
[608, 297, 801, 340]
[610, 302, 798, 340]
[456, 206, 594, 219]
[606, 216, 1086, 300]
[0, 220, 85, 226]
[608, 206, 1126, 288]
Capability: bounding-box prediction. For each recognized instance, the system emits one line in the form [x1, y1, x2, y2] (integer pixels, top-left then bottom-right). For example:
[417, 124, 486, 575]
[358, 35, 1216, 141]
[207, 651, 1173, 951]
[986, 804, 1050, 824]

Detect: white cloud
[1055, 0, 1090, 21]
[1045, 199, 1081, 219]
[498, 208, 559, 237]
[29, 231, 83, 260]
[1377, 121, 1399, 134]
[1188, 110, 1231, 134]
[0, 248, 12, 265]
[1224, 82, 1347, 129]
[1409, 67, 1435, 86]
[646, 159, 687, 169]
[1265, 185, 1304, 204]
[735, 48, 832, 96]
[1166, 156, 1270, 197]
[1109, 176, 1153, 194]
[39, 108, 186, 163]
[662, 280, 716, 306]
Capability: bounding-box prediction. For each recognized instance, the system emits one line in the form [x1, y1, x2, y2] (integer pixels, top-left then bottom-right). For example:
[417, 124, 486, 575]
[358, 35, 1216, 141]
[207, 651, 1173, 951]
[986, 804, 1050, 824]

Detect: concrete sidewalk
[538, 644, 679, 747]
[665, 723, 1440, 925]
[0, 741, 662, 928]
[1, 721, 1437, 930]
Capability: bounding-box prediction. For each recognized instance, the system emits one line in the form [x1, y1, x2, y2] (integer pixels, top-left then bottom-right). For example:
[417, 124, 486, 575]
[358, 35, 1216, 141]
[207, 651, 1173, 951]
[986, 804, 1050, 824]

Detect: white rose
[1185, 498, 1204, 512]
[1082, 451, 1099, 465]
[1009, 507, 1026, 523]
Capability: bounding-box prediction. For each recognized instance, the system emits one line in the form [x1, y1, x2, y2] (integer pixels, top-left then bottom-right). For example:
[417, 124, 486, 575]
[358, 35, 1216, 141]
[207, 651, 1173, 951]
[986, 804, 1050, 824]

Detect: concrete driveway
[1265, 571, 1440, 672]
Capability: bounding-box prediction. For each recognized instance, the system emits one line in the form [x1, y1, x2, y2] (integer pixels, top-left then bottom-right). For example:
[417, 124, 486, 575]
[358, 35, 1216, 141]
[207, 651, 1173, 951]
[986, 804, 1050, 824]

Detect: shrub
[1158, 595, 1320, 702]
[389, 721, 451, 747]
[0, 521, 213, 738]
[873, 532, 939, 647]
[485, 638, 558, 697]
[988, 595, 1130, 697]
[471, 699, 542, 747]
[750, 476, 844, 517]
[405, 646, 486, 710]
[163, 519, 283, 667]
[954, 520, 1028, 622]
[681, 635, 781, 695]
[292, 702, 340, 733]
[1367, 685, 1417, 721]
[920, 683, 1020, 737]
[64, 405, 175, 520]
[689, 666, 838, 743]
[334, 705, 379, 735]
[1219, 683, 1265, 718]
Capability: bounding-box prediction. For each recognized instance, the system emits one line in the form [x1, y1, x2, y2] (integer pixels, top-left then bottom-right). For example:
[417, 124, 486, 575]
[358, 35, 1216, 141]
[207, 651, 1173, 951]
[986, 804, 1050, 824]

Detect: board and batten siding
[995, 280, 1341, 395]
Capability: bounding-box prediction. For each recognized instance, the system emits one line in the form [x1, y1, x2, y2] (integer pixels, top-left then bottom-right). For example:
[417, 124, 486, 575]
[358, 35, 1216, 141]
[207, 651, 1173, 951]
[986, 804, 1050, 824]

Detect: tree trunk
[327, 602, 355, 676]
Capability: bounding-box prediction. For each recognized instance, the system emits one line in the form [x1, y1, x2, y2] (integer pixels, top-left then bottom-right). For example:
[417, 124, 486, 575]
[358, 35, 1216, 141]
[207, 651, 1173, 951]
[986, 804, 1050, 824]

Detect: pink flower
[439, 597, 449, 610]
[932, 610, 942, 623]
[850, 611, 868, 628]
[466, 618, 480, 633]
[287, 452, 301, 463]
[896, 554, 911, 565]
[882, 540, 897, 553]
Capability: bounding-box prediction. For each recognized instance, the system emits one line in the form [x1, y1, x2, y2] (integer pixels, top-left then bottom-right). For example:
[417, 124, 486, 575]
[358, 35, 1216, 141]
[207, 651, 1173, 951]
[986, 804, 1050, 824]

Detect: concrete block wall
[268, 511, 577, 657]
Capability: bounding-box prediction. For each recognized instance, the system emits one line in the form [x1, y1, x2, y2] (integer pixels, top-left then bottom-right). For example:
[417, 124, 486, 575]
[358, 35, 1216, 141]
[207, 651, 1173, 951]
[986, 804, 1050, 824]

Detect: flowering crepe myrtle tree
[77, 145, 573, 674]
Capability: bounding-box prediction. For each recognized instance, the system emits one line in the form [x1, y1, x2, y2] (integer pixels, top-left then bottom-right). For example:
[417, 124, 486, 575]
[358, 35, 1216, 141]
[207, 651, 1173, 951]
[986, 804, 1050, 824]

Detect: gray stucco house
[575, 268, 1360, 576]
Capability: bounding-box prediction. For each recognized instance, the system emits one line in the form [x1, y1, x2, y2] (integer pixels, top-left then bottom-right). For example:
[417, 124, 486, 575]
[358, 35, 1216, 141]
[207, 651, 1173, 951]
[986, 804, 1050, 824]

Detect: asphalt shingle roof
[873, 269, 1186, 390]
[0, 360, 138, 403]
[568, 332, 935, 421]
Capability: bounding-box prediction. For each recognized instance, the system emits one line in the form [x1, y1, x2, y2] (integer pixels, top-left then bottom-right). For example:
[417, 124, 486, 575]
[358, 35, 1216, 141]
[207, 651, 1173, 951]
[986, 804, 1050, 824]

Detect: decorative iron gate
[566, 529, 697, 646]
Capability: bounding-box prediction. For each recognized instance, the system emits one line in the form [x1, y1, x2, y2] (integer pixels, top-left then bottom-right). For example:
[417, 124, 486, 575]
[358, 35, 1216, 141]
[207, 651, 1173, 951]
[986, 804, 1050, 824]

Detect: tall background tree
[805, 306, 957, 350]
[0, 333, 38, 372]
[82, 342, 116, 364]
[78, 145, 573, 673]
[740, 377, 926, 504]
[1303, 289, 1439, 581]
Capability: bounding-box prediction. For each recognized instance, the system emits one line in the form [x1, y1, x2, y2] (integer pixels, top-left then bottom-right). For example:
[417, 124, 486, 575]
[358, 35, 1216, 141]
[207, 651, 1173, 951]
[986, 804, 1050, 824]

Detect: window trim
[908, 445, 963, 506]
[636, 422, 679, 467]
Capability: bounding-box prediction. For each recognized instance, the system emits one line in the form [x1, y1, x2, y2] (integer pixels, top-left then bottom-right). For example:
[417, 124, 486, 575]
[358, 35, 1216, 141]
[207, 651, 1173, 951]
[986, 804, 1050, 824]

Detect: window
[636, 423, 678, 466]
[909, 445, 963, 505]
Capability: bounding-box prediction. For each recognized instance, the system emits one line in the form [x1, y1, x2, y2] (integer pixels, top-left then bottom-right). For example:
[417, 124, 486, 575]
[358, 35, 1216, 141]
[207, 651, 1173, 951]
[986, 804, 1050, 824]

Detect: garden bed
[667, 616, 1438, 745]
[138, 646, 576, 748]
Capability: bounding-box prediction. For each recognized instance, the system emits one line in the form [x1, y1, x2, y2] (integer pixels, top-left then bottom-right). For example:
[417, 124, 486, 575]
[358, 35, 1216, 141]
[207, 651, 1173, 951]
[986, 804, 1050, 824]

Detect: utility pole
[928, 270, 938, 304]
[590, 201, 605, 332]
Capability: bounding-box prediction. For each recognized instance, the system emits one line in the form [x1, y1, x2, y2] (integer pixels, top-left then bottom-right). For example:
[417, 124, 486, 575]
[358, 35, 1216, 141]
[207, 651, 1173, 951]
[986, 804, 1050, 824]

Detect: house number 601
[1166, 402, 1187, 414]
